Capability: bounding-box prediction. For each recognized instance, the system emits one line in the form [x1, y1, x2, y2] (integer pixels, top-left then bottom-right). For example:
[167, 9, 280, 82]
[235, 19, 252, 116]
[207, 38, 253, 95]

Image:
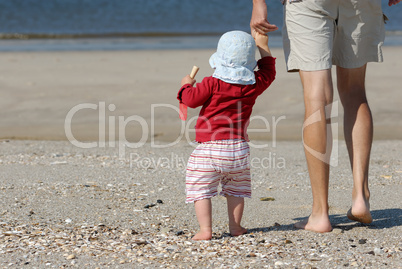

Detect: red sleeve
[254, 56, 276, 95]
[177, 77, 214, 109]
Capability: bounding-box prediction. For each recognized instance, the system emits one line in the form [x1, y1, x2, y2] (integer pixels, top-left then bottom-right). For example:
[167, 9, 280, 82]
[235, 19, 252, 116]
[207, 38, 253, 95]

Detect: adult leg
[337, 65, 372, 223]
[226, 195, 247, 236]
[192, 198, 213, 240]
[294, 69, 334, 233]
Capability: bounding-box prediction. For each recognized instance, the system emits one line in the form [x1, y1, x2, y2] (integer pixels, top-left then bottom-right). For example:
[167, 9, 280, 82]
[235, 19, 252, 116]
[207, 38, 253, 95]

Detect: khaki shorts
[282, 0, 385, 72]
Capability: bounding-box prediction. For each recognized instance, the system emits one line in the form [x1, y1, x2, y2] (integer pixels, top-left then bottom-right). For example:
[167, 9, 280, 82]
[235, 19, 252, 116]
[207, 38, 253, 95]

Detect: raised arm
[254, 32, 272, 58]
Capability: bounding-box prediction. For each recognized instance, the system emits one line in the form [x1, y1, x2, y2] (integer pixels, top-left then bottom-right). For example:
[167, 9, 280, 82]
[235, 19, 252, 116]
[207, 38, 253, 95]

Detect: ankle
[229, 225, 247, 236]
[229, 224, 242, 231]
[352, 191, 370, 204]
[199, 226, 212, 233]
[352, 184, 370, 201]
[311, 205, 329, 217]
[192, 229, 212, 240]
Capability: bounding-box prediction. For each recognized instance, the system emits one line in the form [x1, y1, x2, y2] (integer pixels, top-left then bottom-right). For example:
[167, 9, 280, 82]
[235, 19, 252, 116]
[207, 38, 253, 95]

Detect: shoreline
[1, 32, 402, 51]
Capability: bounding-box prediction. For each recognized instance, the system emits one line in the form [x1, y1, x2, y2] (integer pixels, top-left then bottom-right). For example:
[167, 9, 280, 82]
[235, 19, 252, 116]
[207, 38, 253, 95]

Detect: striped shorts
[185, 139, 251, 203]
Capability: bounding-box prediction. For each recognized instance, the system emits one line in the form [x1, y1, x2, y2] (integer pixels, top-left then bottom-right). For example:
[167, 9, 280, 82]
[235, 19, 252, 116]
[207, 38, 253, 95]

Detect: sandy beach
[0, 140, 401, 268]
[0, 47, 401, 142]
[0, 46, 401, 268]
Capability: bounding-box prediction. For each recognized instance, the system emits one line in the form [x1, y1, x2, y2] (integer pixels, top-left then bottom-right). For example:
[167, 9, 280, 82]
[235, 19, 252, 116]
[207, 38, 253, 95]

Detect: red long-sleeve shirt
[177, 56, 276, 142]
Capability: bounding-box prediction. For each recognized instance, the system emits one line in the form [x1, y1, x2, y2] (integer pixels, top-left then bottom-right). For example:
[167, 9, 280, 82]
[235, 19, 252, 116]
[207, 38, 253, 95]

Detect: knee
[303, 85, 334, 108]
[304, 96, 331, 118]
[338, 87, 368, 107]
[338, 81, 366, 98]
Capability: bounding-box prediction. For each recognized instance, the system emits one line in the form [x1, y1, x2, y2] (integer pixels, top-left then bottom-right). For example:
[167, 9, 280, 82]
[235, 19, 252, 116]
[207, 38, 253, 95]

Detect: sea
[0, 0, 401, 51]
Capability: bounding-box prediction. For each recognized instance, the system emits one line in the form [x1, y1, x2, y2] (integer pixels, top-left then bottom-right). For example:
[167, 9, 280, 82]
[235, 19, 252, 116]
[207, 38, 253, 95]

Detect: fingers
[265, 24, 279, 32]
[181, 75, 196, 86]
[252, 30, 269, 52]
[389, 0, 401, 6]
[254, 25, 278, 35]
[251, 21, 278, 35]
[253, 31, 267, 39]
[253, 27, 265, 35]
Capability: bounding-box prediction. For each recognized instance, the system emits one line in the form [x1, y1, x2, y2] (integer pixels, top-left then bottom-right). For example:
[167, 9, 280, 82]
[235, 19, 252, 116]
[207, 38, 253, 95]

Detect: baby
[178, 31, 276, 240]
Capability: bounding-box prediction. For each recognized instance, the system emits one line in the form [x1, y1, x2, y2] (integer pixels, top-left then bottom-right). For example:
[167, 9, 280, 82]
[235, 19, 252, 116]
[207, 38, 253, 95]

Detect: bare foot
[294, 215, 332, 233]
[230, 226, 248, 237]
[347, 208, 372, 224]
[347, 197, 372, 224]
[192, 230, 212, 241]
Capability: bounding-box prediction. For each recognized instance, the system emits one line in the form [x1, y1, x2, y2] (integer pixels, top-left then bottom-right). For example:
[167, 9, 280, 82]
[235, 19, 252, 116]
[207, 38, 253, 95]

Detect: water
[0, 0, 401, 51]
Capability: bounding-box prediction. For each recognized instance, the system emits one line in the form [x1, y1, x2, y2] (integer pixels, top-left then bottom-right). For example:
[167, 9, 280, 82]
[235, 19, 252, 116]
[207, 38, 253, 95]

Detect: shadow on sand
[245, 208, 401, 234]
[329, 208, 402, 231]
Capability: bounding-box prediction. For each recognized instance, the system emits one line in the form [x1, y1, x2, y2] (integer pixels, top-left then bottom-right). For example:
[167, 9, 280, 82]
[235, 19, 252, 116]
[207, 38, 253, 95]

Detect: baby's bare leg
[226, 195, 247, 236]
[192, 198, 213, 240]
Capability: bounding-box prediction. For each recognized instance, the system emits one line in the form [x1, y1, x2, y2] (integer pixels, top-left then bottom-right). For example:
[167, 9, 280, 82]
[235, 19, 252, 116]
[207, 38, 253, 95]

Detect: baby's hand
[181, 75, 196, 86]
[253, 32, 269, 48]
[253, 31, 272, 58]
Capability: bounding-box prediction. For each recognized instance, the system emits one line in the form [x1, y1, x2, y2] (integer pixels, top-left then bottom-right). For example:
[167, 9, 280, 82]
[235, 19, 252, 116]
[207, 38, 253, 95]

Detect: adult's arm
[250, 0, 278, 34]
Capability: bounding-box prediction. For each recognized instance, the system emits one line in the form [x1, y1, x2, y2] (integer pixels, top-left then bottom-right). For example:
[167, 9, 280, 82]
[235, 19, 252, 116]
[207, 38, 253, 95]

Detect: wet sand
[0, 47, 401, 142]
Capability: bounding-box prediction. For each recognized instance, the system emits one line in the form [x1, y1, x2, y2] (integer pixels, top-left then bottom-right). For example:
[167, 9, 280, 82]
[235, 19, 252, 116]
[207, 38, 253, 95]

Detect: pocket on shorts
[383, 13, 389, 24]
[286, 0, 336, 32]
[301, 0, 337, 18]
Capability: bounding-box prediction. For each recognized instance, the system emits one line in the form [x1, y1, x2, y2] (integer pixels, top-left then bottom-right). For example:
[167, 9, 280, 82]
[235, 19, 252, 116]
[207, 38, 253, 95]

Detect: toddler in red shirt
[178, 30, 276, 240]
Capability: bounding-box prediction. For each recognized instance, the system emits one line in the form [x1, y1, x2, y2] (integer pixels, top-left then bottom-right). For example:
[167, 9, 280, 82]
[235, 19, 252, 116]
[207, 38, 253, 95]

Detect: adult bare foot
[192, 230, 212, 241]
[347, 208, 372, 224]
[294, 215, 332, 233]
[230, 226, 248, 237]
[347, 197, 372, 224]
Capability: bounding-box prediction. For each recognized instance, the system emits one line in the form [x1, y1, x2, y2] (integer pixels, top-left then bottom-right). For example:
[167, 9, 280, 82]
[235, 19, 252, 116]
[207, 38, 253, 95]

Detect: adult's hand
[250, 0, 278, 35]
[389, 0, 401, 6]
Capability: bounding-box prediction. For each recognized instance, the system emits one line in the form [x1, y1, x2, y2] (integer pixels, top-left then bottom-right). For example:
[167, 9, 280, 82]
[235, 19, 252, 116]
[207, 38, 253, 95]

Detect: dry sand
[0, 140, 401, 268]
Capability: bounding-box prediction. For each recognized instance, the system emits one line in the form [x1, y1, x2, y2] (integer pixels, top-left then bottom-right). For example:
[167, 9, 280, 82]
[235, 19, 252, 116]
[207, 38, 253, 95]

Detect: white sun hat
[209, 30, 257, 85]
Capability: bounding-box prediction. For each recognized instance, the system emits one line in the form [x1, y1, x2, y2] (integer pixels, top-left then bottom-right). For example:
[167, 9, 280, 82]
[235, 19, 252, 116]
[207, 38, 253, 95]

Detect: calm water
[0, 0, 401, 51]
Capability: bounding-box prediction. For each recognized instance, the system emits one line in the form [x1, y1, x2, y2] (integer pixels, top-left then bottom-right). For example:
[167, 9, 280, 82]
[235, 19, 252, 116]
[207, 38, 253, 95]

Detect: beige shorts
[282, 0, 385, 72]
